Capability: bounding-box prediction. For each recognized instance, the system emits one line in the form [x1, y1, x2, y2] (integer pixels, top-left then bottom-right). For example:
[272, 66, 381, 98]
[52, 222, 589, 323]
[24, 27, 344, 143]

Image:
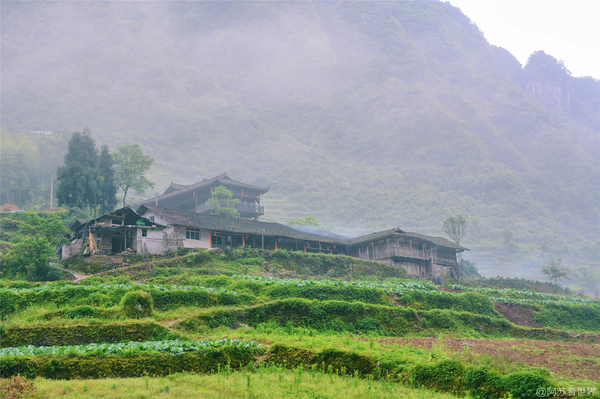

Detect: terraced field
[1, 249, 599, 398]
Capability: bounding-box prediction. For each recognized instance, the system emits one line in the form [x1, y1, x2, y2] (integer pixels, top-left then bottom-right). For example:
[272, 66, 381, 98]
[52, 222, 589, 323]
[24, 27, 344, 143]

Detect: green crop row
[177, 298, 591, 341]
[532, 302, 600, 332]
[0, 321, 177, 348]
[0, 338, 260, 357]
[231, 275, 437, 293]
[0, 284, 254, 317]
[449, 284, 600, 305]
[0, 350, 254, 380]
[396, 290, 501, 317]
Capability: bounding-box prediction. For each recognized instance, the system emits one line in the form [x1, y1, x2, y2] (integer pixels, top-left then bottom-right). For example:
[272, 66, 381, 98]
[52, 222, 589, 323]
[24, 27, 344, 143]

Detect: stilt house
[348, 229, 466, 278]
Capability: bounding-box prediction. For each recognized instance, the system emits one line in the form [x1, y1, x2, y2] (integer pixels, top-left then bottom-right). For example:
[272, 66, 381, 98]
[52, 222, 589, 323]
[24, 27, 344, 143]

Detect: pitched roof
[140, 173, 270, 205]
[402, 232, 468, 251]
[162, 182, 189, 195]
[70, 207, 164, 231]
[349, 228, 468, 251]
[137, 204, 345, 244]
[348, 228, 406, 246]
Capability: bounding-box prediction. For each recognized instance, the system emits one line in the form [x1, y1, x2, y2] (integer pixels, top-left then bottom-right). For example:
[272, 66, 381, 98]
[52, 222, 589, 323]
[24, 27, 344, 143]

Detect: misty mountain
[1, 1, 598, 290]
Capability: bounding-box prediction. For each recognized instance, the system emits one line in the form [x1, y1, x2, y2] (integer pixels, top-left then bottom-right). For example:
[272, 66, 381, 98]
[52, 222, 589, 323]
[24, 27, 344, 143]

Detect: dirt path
[494, 302, 543, 328]
[49, 263, 88, 282]
[162, 317, 185, 328]
[352, 336, 600, 381]
[436, 286, 544, 329]
[50, 262, 152, 283]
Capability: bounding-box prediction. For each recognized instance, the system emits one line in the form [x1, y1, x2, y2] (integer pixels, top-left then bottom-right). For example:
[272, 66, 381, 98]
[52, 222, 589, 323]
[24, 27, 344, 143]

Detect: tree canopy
[0, 212, 69, 281]
[442, 215, 467, 246]
[98, 145, 118, 213]
[113, 144, 155, 207]
[288, 216, 326, 230]
[541, 258, 570, 286]
[55, 131, 118, 215]
[207, 186, 239, 217]
[56, 130, 100, 209]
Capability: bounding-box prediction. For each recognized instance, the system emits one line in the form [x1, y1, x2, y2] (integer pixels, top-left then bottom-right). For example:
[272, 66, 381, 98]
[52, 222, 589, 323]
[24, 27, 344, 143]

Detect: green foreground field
[2, 250, 600, 399]
[30, 367, 457, 399]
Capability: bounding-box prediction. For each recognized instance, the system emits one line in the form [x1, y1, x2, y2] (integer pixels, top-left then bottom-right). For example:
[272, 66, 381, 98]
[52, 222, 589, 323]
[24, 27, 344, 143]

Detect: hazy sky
[448, 0, 600, 79]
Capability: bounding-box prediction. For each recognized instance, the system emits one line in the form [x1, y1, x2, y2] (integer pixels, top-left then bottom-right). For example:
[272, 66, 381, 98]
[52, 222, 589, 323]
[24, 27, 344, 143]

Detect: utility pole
[50, 173, 54, 210]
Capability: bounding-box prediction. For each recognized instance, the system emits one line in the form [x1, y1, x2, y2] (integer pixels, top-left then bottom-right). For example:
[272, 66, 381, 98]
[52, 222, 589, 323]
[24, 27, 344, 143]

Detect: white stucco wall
[139, 210, 212, 251]
[180, 227, 211, 249]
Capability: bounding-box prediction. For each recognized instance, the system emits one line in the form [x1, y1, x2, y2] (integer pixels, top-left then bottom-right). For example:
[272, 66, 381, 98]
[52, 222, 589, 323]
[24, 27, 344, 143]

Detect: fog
[2, 1, 598, 291]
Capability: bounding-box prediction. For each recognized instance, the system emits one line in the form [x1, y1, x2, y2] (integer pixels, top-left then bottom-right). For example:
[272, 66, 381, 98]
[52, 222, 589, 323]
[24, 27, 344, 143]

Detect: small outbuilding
[60, 207, 165, 259]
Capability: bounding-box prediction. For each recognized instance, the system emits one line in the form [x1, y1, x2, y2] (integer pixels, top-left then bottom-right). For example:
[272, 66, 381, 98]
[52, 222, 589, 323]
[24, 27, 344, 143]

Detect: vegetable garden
[1, 250, 599, 398]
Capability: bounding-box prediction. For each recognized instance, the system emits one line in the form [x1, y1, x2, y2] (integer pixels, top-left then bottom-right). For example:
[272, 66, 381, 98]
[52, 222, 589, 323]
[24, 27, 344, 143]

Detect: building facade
[138, 173, 269, 220]
[62, 203, 466, 279]
[348, 229, 465, 279]
[60, 208, 165, 259]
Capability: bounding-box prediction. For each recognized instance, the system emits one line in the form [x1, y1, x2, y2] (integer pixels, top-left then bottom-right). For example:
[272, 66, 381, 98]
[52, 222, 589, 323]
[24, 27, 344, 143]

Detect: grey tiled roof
[137, 205, 468, 252]
[138, 205, 344, 244]
[140, 173, 270, 205]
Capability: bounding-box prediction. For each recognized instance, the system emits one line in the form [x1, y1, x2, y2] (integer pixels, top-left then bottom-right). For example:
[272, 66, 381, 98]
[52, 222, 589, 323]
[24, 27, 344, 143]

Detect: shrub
[412, 359, 465, 392]
[533, 303, 600, 332]
[0, 350, 255, 380]
[503, 371, 553, 399]
[1, 322, 173, 347]
[120, 291, 154, 318]
[0, 376, 45, 398]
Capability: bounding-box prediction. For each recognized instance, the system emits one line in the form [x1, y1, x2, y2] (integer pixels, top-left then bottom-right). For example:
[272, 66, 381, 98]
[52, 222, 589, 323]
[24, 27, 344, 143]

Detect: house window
[142, 229, 147, 237]
[186, 228, 200, 240]
[211, 235, 222, 246]
[148, 216, 155, 222]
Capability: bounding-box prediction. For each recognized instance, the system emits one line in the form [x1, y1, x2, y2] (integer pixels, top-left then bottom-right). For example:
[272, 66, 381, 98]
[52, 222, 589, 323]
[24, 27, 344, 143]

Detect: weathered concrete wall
[62, 236, 84, 260]
[136, 227, 165, 254]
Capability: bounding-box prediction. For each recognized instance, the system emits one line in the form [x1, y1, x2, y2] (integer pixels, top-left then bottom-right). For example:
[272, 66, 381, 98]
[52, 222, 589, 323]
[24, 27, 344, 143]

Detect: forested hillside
[1, 1, 598, 291]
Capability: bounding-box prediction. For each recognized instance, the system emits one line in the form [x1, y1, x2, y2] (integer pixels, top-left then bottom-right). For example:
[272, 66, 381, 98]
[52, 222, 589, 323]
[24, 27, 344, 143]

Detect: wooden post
[387, 238, 390, 259]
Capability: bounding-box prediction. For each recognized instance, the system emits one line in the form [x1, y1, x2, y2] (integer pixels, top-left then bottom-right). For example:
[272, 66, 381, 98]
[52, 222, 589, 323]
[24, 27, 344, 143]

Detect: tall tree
[56, 130, 99, 209]
[98, 145, 118, 213]
[541, 258, 570, 286]
[113, 144, 155, 207]
[288, 216, 326, 230]
[442, 215, 467, 246]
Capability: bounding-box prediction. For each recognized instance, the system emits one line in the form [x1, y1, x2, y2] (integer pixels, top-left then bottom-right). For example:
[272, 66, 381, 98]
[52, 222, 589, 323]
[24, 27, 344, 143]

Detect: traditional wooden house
[138, 173, 269, 220]
[60, 208, 165, 259]
[348, 228, 466, 278]
[61, 205, 467, 280]
[137, 205, 349, 254]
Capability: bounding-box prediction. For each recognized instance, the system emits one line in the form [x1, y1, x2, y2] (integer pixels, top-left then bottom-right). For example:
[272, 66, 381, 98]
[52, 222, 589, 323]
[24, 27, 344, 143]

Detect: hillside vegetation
[1, 1, 598, 291]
